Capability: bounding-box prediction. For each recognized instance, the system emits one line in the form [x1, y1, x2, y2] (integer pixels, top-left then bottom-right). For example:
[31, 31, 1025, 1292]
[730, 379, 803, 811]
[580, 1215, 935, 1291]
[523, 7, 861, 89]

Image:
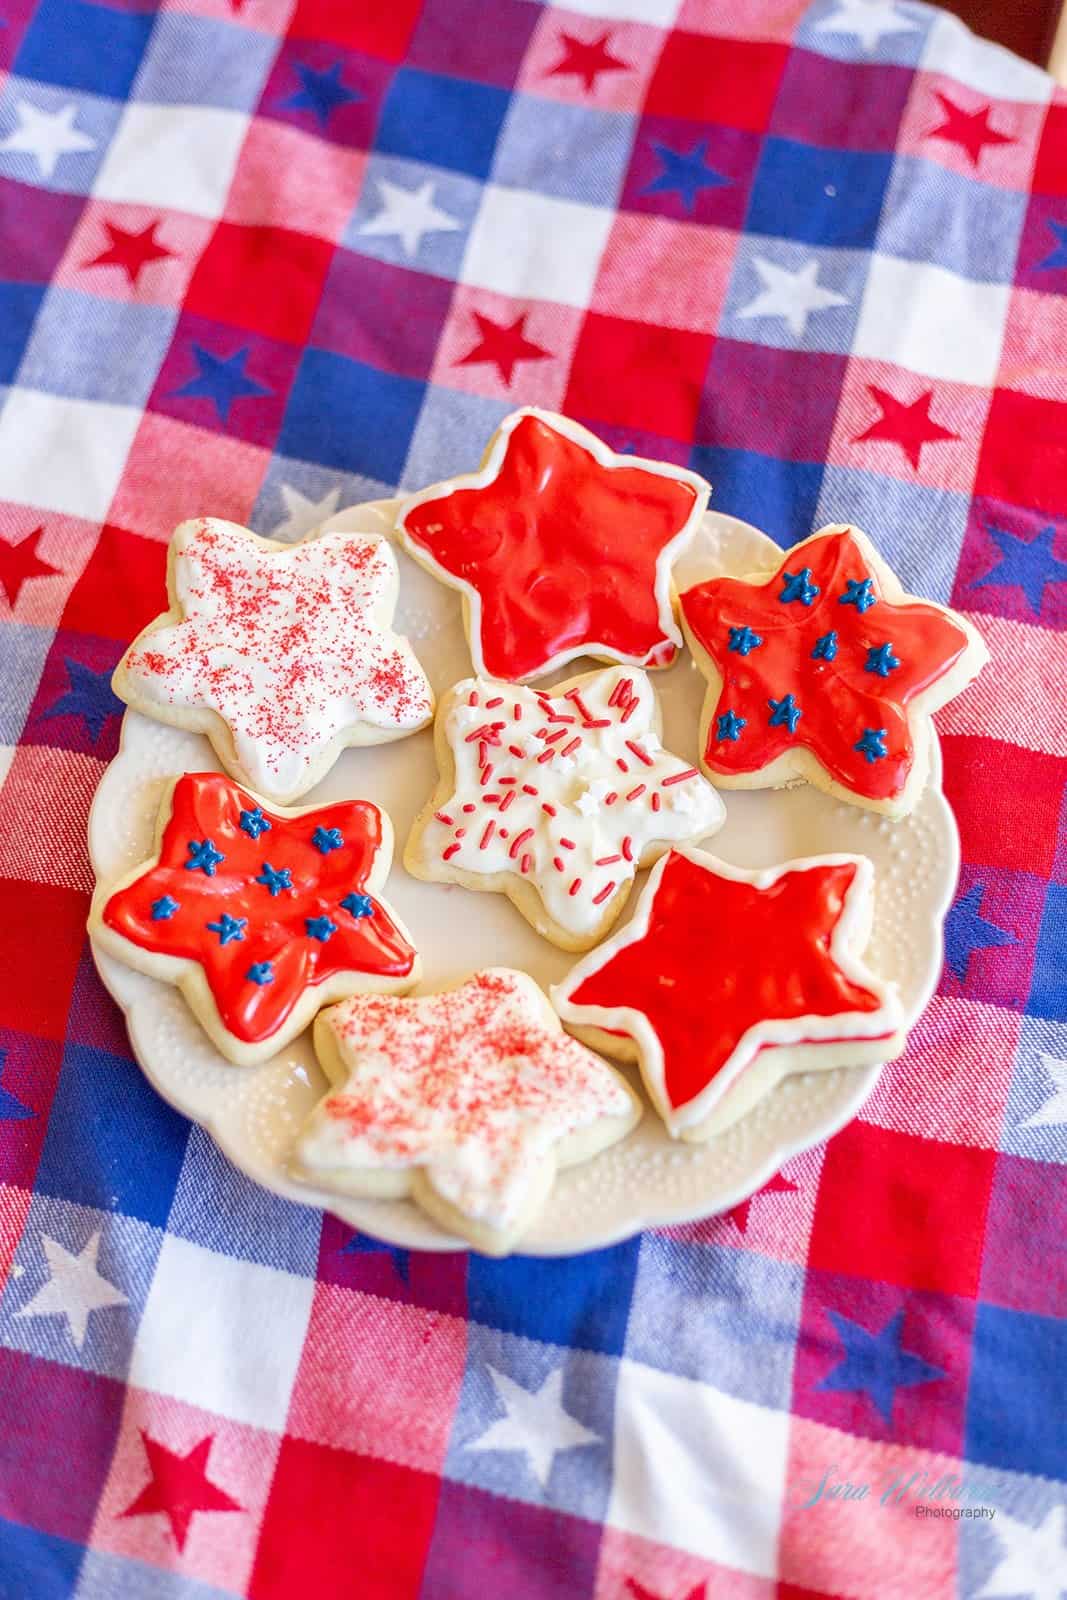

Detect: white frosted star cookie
[291, 969, 642, 1255]
[404, 666, 726, 951]
[113, 517, 434, 805]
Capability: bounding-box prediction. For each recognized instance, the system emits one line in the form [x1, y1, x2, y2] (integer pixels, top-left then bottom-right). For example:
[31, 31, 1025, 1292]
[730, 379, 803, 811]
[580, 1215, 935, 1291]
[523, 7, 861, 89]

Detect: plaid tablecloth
[0, 1, 1064, 1595]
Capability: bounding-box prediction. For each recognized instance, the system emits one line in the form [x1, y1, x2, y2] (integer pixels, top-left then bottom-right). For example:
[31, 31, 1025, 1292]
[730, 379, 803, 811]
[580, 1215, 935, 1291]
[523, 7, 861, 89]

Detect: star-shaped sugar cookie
[90, 772, 420, 1065]
[679, 524, 988, 816]
[113, 518, 433, 804]
[553, 846, 904, 1142]
[291, 969, 641, 1255]
[405, 667, 725, 950]
[396, 408, 710, 682]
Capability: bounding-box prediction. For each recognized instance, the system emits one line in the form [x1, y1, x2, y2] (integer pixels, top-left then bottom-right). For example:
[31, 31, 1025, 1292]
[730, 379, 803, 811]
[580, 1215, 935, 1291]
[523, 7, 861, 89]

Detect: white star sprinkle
[738, 256, 849, 339]
[357, 177, 462, 261]
[0, 100, 96, 180]
[14, 1230, 127, 1350]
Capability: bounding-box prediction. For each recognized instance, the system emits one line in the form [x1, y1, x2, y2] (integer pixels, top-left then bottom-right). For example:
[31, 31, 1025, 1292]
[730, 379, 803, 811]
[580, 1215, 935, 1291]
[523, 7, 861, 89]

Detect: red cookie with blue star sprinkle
[679, 524, 988, 817]
[89, 772, 420, 1066]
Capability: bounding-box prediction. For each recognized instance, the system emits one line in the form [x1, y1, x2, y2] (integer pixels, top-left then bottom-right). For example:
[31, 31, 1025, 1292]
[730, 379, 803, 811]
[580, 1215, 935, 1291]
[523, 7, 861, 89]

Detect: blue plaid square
[747, 137, 894, 250]
[467, 1239, 640, 1357]
[492, 93, 635, 208]
[17, 288, 177, 408]
[376, 67, 511, 182]
[16, 0, 153, 102]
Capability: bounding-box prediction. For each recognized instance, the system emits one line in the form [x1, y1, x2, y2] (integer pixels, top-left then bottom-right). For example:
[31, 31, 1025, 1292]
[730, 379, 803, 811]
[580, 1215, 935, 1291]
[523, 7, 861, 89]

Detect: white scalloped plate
[88, 507, 959, 1254]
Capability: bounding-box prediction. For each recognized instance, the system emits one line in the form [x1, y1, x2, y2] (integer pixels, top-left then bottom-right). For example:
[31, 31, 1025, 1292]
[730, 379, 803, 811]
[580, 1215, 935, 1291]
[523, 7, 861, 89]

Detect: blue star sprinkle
[185, 838, 224, 875]
[970, 522, 1067, 617]
[280, 61, 362, 127]
[312, 826, 344, 854]
[41, 658, 122, 743]
[944, 883, 1017, 983]
[817, 1308, 944, 1427]
[0, 1049, 33, 1123]
[206, 913, 247, 945]
[256, 863, 292, 896]
[246, 962, 274, 985]
[840, 577, 877, 613]
[340, 892, 374, 919]
[641, 137, 730, 212]
[728, 625, 763, 655]
[151, 895, 180, 920]
[1037, 219, 1067, 271]
[811, 630, 839, 661]
[715, 709, 746, 742]
[854, 728, 888, 763]
[305, 915, 337, 942]
[239, 806, 271, 840]
[768, 694, 802, 732]
[780, 567, 820, 605]
[170, 344, 272, 424]
[865, 643, 901, 677]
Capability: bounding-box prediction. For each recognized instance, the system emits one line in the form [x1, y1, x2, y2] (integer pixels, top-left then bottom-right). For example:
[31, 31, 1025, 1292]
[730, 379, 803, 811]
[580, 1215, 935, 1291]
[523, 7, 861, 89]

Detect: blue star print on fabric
[728, 625, 763, 655]
[817, 1308, 944, 1427]
[206, 913, 246, 945]
[239, 807, 271, 840]
[840, 577, 877, 612]
[0, 1049, 33, 1123]
[256, 863, 292, 897]
[780, 567, 819, 605]
[716, 709, 746, 741]
[944, 883, 1018, 983]
[247, 962, 274, 985]
[1037, 219, 1067, 270]
[865, 643, 901, 677]
[970, 522, 1067, 617]
[641, 138, 730, 212]
[811, 630, 838, 661]
[170, 345, 272, 424]
[40, 658, 122, 742]
[280, 61, 362, 127]
[768, 694, 802, 732]
[312, 826, 344, 854]
[854, 728, 887, 764]
[341, 1232, 410, 1283]
[305, 915, 337, 942]
[340, 892, 374, 919]
[151, 895, 179, 920]
[185, 839, 224, 875]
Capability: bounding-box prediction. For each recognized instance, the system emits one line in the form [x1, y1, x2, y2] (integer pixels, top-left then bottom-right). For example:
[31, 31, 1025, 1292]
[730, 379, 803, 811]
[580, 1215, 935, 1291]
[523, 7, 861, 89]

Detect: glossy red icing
[402, 414, 701, 679]
[680, 529, 970, 801]
[568, 852, 886, 1112]
[102, 773, 415, 1044]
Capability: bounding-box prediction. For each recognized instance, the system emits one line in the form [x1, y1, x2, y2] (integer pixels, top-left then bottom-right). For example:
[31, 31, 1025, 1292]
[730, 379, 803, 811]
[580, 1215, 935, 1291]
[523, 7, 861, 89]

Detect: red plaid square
[591, 212, 737, 334]
[564, 311, 713, 439]
[287, 0, 422, 60]
[184, 222, 336, 347]
[224, 120, 368, 243]
[0, 880, 87, 1043]
[645, 33, 787, 132]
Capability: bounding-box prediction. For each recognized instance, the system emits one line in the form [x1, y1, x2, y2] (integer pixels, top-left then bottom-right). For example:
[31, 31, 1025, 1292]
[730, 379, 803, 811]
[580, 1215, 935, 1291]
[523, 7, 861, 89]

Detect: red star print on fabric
[679, 528, 973, 806]
[0, 525, 60, 609]
[454, 311, 552, 386]
[729, 1172, 799, 1234]
[397, 409, 709, 681]
[100, 772, 416, 1050]
[556, 850, 897, 1137]
[84, 219, 174, 286]
[927, 92, 1013, 168]
[547, 30, 630, 92]
[120, 1432, 242, 1551]
[852, 385, 959, 471]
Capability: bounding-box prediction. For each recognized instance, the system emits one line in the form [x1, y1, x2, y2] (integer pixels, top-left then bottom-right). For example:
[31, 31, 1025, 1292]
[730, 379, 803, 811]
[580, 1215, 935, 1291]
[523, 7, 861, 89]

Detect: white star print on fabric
[270, 483, 342, 543]
[0, 100, 96, 179]
[737, 256, 849, 339]
[357, 177, 462, 260]
[1020, 1054, 1067, 1129]
[813, 0, 920, 53]
[975, 1505, 1066, 1600]
[14, 1230, 128, 1350]
[470, 1365, 601, 1489]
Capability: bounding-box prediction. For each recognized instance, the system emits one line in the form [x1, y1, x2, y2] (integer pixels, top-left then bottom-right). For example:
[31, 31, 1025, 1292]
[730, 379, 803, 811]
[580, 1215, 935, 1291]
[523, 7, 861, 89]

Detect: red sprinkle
[626, 784, 647, 801]
[592, 881, 616, 905]
[498, 789, 517, 812]
[553, 857, 565, 872]
[480, 764, 493, 786]
[621, 699, 639, 723]
[595, 854, 622, 866]
[560, 736, 581, 757]
[483, 794, 501, 805]
[662, 768, 700, 785]
[485, 696, 503, 709]
[442, 843, 461, 860]
[541, 802, 557, 817]
[508, 745, 525, 759]
[544, 728, 568, 745]
[583, 718, 611, 728]
[462, 803, 476, 814]
[434, 812, 453, 825]
[520, 853, 533, 875]
[479, 822, 495, 850]
[621, 836, 634, 861]
[564, 689, 596, 722]
[513, 703, 522, 721]
[522, 784, 538, 796]
[468, 690, 478, 707]
[537, 748, 556, 764]
[651, 792, 661, 812]
[499, 827, 509, 838]
[560, 837, 576, 850]
[568, 877, 583, 897]
[616, 758, 629, 774]
[509, 827, 534, 860]
[626, 740, 654, 767]
[499, 776, 517, 785]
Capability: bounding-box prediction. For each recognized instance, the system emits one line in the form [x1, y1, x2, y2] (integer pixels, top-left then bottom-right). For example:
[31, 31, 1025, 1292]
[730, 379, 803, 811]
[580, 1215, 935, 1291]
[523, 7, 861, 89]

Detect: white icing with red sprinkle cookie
[292, 969, 641, 1254]
[404, 666, 726, 949]
[113, 518, 434, 804]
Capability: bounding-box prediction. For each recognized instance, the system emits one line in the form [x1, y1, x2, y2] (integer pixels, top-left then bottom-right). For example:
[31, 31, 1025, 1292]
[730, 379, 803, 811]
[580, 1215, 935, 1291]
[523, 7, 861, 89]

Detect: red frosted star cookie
[553, 846, 904, 1143]
[679, 524, 988, 816]
[90, 772, 419, 1065]
[397, 408, 711, 682]
[291, 969, 641, 1255]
